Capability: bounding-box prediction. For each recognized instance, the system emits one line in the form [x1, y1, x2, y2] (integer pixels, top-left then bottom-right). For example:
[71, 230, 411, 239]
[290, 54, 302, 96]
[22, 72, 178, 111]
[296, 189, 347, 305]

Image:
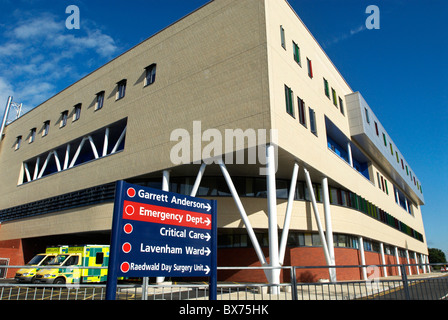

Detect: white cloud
[0, 12, 119, 114]
[323, 24, 367, 48]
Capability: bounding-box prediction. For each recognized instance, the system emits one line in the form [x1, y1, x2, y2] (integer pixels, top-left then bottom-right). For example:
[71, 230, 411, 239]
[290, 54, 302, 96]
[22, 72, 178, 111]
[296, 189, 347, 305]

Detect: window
[292, 41, 301, 65]
[323, 78, 329, 98]
[297, 97, 306, 127]
[29, 128, 36, 143]
[332, 88, 337, 106]
[307, 58, 313, 78]
[116, 79, 126, 100]
[60, 111, 68, 128]
[374, 121, 379, 136]
[338, 97, 345, 115]
[364, 107, 370, 123]
[15, 136, 22, 150]
[42, 120, 50, 137]
[382, 133, 387, 146]
[280, 25, 286, 49]
[95, 252, 104, 265]
[73, 104, 81, 122]
[144, 64, 157, 86]
[284, 85, 294, 117]
[95, 91, 105, 110]
[309, 107, 317, 135]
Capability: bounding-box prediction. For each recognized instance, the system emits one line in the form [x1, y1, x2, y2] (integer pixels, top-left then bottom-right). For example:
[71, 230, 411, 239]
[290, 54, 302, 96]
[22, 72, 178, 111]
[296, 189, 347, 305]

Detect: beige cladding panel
[0, 203, 113, 241]
[0, 0, 271, 209]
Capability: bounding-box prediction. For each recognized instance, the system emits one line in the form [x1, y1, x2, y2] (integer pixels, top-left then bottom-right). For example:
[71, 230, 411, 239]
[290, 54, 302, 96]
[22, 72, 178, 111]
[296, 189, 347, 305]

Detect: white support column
[23, 163, 31, 182]
[406, 250, 412, 275]
[190, 163, 207, 197]
[279, 162, 299, 264]
[111, 126, 127, 154]
[395, 247, 402, 276]
[414, 252, 420, 275]
[38, 151, 53, 179]
[426, 255, 431, 273]
[33, 157, 40, 180]
[69, 137, 87, 168]
[218, 160, 267, 268]
[358, 236, 367, 280]
[266, 144, 280, 292]
[321, 177, 336, 282]
[303, 168, 332, 268]
[88, 135, 99, 159]
[347, 141, 353, 167]
[380, 243, 387, 277]
[63, 144, 70, 170]
[102, 127, 109, 157]
[53, 150, 62, 172]
[421, 254, 427, 273]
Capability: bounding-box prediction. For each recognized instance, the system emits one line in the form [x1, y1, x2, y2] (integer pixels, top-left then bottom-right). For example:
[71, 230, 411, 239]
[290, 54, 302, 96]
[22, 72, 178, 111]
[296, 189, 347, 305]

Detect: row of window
[280, 24, 346, 120]
[366, 108, 422, 194]
[218, 229, 421, 260]
[14, 64, 156, 151]
[284, 84, 318, 136]
[135, 176, 424, 242]
[323, 77, 345, 115]
[280, 26, 314, 79]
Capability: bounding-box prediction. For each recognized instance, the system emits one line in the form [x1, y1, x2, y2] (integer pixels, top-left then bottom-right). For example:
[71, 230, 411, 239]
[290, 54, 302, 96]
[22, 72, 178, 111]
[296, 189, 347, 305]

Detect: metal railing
[1, 263, 447, 300]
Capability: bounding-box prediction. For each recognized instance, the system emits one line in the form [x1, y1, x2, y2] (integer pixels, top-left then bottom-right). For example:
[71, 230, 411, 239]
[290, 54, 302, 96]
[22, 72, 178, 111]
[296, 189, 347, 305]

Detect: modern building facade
[0, 0, 428, 283]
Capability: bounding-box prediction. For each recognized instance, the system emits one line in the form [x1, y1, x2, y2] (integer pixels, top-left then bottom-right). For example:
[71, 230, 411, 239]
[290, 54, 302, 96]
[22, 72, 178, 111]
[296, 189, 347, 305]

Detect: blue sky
[0, 1, 447, 256]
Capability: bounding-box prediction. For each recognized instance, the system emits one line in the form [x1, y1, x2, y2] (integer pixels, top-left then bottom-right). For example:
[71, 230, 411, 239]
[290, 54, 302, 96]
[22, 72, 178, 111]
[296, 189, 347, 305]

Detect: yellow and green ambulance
[15, 246, 68, 283]
[34, 245, 109, 284]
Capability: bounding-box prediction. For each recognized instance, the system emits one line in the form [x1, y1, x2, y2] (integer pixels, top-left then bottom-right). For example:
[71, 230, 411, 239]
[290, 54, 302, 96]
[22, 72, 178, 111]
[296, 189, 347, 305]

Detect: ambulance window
[64, 255, 79, 266]
[95, 252, 104, 265]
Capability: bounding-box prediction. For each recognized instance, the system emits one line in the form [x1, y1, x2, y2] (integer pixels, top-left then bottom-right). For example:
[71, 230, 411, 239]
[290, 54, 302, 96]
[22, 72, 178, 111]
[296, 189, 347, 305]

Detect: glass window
[338, 97, 344, 115]
[60, 111, 68, 128]
[293, 41, 301, 65]
[297, 97, 306, 127]
[332, 88, 337, 106]
[95, 91, 105, 110]
[73, 104, 81, 122]
[145, 64, 157, 86]
[309, 107, 317, 135]
[323, 78, 329, 98]
[284, 85, 294, 117]
[280, 25, 286, 49]
[42, 120, 50, 136]
[116, 79, 126, 100]
[307, 58, 313, 78]
[364, 107, 370, 123]
[15, 136, 22, 150]
[29, 128, 36, 143]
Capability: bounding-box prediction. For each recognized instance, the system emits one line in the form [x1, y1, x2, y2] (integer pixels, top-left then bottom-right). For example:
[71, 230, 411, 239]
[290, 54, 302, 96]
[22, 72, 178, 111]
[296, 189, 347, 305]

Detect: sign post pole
[106, 180, 125, 300]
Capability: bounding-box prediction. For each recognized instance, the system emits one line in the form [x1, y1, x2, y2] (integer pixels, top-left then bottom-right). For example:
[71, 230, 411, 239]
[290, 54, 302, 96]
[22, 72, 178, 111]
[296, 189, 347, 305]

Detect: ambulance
[34, 245, 109, 284]
[15, 246, 68, 283]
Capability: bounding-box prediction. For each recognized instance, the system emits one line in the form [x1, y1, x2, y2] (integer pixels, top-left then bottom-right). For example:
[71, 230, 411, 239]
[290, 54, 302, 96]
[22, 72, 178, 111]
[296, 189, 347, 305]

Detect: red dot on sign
[127, 188, 136, 198]
[122, 242, 132, 253]
[125, 205, 134, 216]
[121, 262, 130, 273]
[124, 223, 133, 234]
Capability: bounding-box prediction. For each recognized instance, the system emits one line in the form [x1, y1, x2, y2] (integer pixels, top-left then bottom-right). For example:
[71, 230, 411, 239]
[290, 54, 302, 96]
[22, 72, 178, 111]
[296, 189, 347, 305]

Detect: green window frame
[324, 78, 329, 98]
[284, 85, 294, 117]
[293, 41, 301, 66]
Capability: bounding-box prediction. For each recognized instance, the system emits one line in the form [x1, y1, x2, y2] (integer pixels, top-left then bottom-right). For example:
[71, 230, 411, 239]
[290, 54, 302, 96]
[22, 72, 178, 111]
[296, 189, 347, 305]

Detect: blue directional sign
[106, 180, 217, 300]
